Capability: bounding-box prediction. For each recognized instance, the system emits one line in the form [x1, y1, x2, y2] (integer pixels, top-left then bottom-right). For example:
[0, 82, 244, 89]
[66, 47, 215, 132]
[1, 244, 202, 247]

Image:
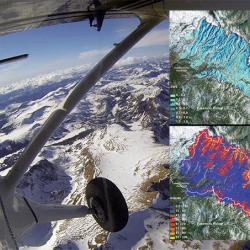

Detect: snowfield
[0, 57, 169, 249]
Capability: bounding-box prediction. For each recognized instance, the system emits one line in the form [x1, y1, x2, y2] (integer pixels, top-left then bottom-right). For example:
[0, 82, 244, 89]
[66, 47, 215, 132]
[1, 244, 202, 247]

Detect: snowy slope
[0, 57, 169, 249]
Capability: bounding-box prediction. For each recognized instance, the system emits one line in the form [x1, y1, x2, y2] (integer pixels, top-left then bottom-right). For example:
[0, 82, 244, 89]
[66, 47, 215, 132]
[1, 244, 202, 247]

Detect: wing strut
[87, 0, 106, 31]
[3, 15, 165, 193]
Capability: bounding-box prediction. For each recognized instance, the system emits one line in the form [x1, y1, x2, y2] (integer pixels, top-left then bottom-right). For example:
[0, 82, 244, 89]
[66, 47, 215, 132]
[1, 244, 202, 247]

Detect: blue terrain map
[180, 19, 250, 96]
[170, 11, 250, 124]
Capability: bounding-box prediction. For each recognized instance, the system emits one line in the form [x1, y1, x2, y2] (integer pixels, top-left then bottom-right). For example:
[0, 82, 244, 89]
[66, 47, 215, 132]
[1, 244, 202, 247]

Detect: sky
[0, 17, 169, 86]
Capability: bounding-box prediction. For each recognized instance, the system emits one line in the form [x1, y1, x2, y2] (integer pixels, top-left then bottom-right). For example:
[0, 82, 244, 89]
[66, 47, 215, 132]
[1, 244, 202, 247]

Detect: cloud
[79, 48, 110, 60]
[134, 29, 168, 48]
[0, 59, 25, 71]
[115, 56, 147, 67]
[0, 59, 29, 86]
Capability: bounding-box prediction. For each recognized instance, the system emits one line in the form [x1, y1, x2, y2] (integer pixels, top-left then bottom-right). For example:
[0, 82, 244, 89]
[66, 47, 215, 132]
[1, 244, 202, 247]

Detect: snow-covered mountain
[0, 57, 169, 249]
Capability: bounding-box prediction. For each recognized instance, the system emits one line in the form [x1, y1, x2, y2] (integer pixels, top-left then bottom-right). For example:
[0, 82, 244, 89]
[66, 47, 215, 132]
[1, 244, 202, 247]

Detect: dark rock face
[17, 159, 72, 203]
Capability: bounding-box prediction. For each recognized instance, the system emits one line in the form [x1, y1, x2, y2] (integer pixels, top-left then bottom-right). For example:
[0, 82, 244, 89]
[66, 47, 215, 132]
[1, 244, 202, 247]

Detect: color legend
[169, 91, 191, 124]
[169, 197, 188, 240]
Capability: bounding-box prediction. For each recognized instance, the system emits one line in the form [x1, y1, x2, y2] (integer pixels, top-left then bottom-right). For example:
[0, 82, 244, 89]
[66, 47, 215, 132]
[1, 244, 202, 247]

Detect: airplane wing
[1, 0, 250, 36]
[0, 0, 158, 36]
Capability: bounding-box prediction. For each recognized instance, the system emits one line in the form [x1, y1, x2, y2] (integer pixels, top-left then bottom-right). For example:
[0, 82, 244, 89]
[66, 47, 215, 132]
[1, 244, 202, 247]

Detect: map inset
[170, 126, 250, 240]
[170, 11, 250, 124]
